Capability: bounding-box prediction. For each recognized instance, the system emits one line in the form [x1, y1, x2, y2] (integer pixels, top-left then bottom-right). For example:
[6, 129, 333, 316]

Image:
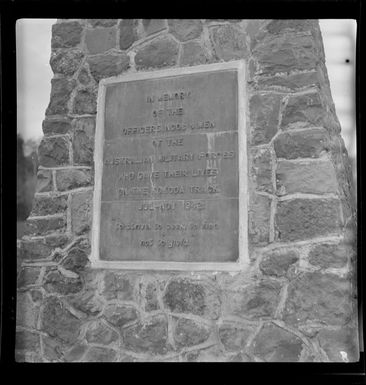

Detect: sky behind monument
[16, 19, 357, 163]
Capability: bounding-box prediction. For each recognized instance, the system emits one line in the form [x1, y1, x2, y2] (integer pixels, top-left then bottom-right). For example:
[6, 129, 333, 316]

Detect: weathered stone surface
[72, 117, 95, 166]
[265, 19, 317, 35]
[42, 296, 82, 344]
[259, 250, 298, 277]
[46, 77, 76, 115]
[224, 280, 282, 320]
[42, 117, 72, 135]
[38, 137, 69, 167]
[78, 67, 92, 85]
[139, 280, 159, 312]
[122, 315, 169, 354]
[55, 168, 92, 191]
[274, 128, 330, 159]
[174, 318, 211, 348]
[283, 272, 353, 325]
[218, 323, 253, 352]
[67, 289, 104, 317]
[255, 70, 321, 91]
[83, 346, 117, 362]
[50, 49, 84, 76]
[251, 323, 305, 362]
[135, 37, 179, 69]
[16, 292, 39, 328]
[17, 266, 41, 289]
[180, 41, 210, 66]
[250, 147, 273, 193]
[317, 327, 359, 362]
[42, 335, 65, 361]
[210, 24, 247, 60]
[142, 19, 166, 35]
[276, 159, 338, 195]
[44, 270, 83, 295]
[248, 194, 271, 245]
[308, 243, 350, 269]
[71, 190, 93, 235]
[249, 93, 282, 145]
[104, 304, 139, 328]
[86, 320, 119, 345]
[52, 22, 83, 48]
[282, 92, 324, 129]
[253, 34, 319, 75]
[102, 272, 135, 301]
[73, 88, 97, 115]
[88, 19, 118, 28]
[19, 239, 53, 261]
[163, 278, 221, 319]
[23, 216, 66, 236]
[183, 345, 227, 362]
[87, 53, 129, 82]
[119, 19, 138, 49]
[45, 234, 70, 249]
[85, 27, 116, 54]
[63, 343, 88, 362]
[30, 195, 68, 216]
[168, 19, 202, 42]
[36, 170, 53, 193]
[62, 246, 89, 273]
[15, 330, 40, 351]
[275, 198, 342, 242]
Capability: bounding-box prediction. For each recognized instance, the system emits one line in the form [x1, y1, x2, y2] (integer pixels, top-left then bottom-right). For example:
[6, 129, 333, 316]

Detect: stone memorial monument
[16, 19, 358, 362]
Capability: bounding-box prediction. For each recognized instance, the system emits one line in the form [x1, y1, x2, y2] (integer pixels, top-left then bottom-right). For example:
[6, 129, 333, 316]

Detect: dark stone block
[41, 296, 82, 345]
[168, 19, 203, 42]
[224, 280, 282, 320]
[43, 270, 83, 295]
[23, 216, 66, 236]
[122, 315, 169, 354]
[62, 246, 89, 273]
[275, 198, 343, 242]
[19, 239, 53, 261]
[283, 272, 354, 325]
[259, 250, 298, 277]
[250, 147, 273, 193]
[218, 323, 253, 352]
[88, 19, 118, 28]
[72, 117, 95, 166]
[55, 168, 92, 191]
[46, 78, 76, 116]
[86, 320, 119, 345]
[52, 21, 83, 49]
[36, 170, 53, 193]
[73, 88, 97, 115]
[181, 41, 210, 66]
[248, 194, 271, 245]
[249, 93, 282, 145]
[210, 24, 248, 60]
[42, 118, 72, 136]
[15, 330, 40, 352]
[85, 27, 116, 54]
[17, 266, 42, 289]
[250, 323, 305, 362]
[50, 49, 84, 76]
[102, 272, 135, 301]
[38, 137, 69, 167]
[163, 278, 220, 319]
[142, 19, 166, 36]
[135, 37, 179, 69]
[273, 128, 330, 159]
[30, 195, 68, 216]
[83, 346, 117, 362]
[308, 243, 350, 269]
[119, 19, 138, 50]
[281, 92, 324, 129]
[104, 304, 139, 328]
[174, 318, 211, 348]
[71, 190, 93, 235]
[87, 53, 130, 82]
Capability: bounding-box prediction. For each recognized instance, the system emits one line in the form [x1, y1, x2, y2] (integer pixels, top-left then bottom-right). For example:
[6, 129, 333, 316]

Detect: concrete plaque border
[91, 60, 249, 271]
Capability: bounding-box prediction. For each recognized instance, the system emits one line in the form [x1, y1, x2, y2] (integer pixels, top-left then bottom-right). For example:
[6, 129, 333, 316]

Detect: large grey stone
[52, 22, 83, 48]
[85, 27, 116, 54]
[38, 137, 69, 167]
[71, 190, 93, 235]
[174, 318, 211, 348]
[168, 19, 203, 42]
[87, 53, 129, 82]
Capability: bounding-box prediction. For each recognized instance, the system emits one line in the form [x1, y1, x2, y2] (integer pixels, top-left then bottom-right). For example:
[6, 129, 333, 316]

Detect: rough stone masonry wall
[16, 19, 358, 362]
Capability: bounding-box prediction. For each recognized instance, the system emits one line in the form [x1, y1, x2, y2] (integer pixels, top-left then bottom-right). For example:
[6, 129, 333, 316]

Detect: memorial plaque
[92, 61, 248, 270]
